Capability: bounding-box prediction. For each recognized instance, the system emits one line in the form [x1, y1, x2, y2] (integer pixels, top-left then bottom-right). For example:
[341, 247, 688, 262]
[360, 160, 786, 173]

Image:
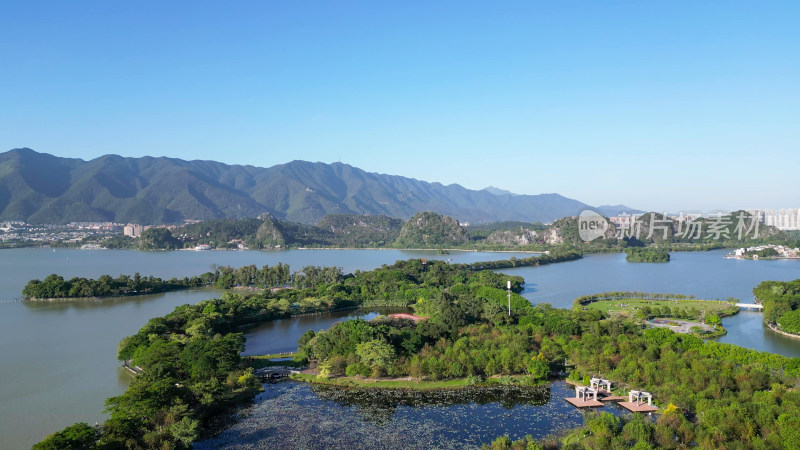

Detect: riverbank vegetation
[745, 247, 781, 259]
[756, 279, 800, 336]
[21, 272, 209, 300]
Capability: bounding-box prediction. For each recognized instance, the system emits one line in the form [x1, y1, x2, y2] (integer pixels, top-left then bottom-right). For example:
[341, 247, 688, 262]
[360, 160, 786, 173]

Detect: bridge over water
[735, 303, 763, 311]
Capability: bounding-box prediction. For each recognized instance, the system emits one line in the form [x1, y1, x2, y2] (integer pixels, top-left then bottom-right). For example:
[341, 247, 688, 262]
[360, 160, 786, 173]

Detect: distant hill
[0, 148, 635, 225]
[595, 204, 644, 217]
[122, 210, 790, 250]
[395, 212, 469, 247]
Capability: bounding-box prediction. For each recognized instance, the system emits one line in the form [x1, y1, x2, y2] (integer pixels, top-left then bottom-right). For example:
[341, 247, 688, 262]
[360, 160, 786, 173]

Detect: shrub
[345, 363, 369, 377]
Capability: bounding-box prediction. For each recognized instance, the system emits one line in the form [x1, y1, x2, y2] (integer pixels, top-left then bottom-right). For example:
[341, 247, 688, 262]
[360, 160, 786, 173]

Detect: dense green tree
[778, 309, 800, 334]
[527, 355, 550, 380]
[355, 339, 396, 370]
[33, 423, 99, 449]
[138, 228, 180, 250]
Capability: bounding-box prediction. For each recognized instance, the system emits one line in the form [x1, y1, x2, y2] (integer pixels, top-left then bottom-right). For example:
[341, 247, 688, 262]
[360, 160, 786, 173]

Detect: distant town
[0, 220, 197, 246]
[727, 244, 800, 260]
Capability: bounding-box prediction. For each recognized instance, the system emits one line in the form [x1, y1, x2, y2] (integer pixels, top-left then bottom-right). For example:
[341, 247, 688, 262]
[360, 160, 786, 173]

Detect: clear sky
[1, 1, 798, 212]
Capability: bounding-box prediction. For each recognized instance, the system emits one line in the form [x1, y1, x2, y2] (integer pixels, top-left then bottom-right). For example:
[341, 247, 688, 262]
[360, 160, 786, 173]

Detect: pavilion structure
[590, 377, 612, 393]
[619, 389, 658, 412]
[565, 385, 603, 408]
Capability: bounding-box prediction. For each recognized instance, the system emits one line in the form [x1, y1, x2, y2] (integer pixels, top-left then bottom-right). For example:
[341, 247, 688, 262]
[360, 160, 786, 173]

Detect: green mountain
[0, 148, 606, 224]
[316, 214, 403, 247]
[395, 212, 469, 247]
[174, 213, 399, 249]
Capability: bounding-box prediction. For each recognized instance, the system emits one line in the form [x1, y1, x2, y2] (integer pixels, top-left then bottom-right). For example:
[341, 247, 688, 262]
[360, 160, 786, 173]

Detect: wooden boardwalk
[565, 397, 604, 408]
[619, 401, 658, 412]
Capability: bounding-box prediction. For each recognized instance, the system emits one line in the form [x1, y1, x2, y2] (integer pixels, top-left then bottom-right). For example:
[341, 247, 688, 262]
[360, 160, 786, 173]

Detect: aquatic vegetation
[195, 381, 623, 449]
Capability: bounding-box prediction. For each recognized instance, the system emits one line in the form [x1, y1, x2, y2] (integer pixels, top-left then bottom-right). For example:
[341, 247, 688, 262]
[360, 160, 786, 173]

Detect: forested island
[36, 254, 800, 449]
[21, 250, 581, 301]
[625, 247, 670, 263]
[21, 273, 209, 300]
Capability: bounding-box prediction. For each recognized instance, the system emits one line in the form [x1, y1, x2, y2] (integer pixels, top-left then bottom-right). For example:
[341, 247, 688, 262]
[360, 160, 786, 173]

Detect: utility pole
[507, 280, 511, 316]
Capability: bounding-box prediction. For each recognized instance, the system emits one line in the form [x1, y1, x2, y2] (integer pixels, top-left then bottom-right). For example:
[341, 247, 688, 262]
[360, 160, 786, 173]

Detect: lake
[0, 248, 533, 450]
[194, 381, 624, 449]
[0, 248, 798, 449]
[501, 250, 800, 357]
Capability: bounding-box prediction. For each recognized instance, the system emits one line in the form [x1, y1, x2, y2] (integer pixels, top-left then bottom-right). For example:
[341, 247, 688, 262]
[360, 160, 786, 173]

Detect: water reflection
[311, 384, 553, 425]
[196, 381, 620, 450]
[243, 309, 400, 355]
[715, 311, 800, 358]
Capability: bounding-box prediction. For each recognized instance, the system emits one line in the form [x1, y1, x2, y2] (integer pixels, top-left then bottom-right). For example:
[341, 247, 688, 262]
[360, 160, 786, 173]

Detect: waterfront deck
[619, 401, 658, 412]
[565, 397, 604, 408]
[599, 395, 627, 402]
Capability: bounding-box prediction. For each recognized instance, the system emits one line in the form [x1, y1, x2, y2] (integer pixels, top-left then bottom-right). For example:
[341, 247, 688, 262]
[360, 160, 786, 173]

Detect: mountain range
[0, 148, 640, 225]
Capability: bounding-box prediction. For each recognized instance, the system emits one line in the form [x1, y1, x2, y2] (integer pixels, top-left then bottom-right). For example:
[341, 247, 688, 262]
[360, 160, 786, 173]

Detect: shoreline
[22, 286, 213, 302]
[290, 372, 549, 391]
[766, 322, 800, 340]
[294, 247, 548, 254]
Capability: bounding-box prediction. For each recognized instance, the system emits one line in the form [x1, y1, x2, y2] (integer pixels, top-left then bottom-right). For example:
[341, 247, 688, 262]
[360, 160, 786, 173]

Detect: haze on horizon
[1, 1, 798, 213]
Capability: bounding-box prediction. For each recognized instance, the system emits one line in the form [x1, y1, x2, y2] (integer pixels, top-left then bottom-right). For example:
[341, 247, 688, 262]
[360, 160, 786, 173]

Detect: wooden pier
[619, 401, 658, 412]
[565, 397, 604, 408]
[620, 390, 658, 412]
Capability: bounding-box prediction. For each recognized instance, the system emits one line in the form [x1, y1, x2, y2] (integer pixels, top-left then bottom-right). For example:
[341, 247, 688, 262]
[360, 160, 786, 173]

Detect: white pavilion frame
[590, 377, 612, 392]
[628, 390, 653, 406]
[575, 386, 598, 401]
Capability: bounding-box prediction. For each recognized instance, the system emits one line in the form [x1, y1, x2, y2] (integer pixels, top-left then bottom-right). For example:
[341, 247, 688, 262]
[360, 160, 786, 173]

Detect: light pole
[507, 280, 511, 316]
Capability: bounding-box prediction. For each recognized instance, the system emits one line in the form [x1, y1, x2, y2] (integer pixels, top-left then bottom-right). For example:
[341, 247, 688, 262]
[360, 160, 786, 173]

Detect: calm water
[195, 381, 623, 449]
[0, 248, 532, 449]
[501, 251, 800, 357]
[0, 248, 798, 448]
[243, 311, 382, 355]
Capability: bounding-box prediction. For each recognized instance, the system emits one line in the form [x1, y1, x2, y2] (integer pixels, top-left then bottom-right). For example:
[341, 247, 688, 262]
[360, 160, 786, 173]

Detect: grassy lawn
[582, 299, 737, 317]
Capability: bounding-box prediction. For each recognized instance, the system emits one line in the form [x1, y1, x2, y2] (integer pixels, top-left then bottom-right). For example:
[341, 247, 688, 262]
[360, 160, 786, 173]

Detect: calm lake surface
[195, 381, 623, 449]
[0, 248, 532, 449]
[0, 248, 798, 449]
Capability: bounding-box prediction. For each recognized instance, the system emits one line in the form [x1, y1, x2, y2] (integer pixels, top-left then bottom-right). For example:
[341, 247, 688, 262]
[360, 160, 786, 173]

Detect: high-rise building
[123, 224, 144, 237]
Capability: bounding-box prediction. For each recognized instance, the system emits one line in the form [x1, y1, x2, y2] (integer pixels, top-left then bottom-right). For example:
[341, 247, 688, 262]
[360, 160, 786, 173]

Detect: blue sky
[1, 1, 798, 212]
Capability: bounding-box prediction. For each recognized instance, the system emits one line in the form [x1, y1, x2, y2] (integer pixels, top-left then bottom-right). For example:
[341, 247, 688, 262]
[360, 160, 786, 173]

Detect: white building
[123, 224, 144, 237]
